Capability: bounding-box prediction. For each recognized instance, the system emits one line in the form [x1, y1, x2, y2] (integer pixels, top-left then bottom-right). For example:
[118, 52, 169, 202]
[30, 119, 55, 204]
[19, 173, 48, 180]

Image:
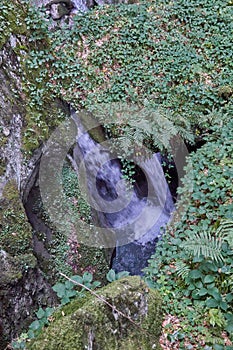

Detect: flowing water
[72, 110, 175, 275]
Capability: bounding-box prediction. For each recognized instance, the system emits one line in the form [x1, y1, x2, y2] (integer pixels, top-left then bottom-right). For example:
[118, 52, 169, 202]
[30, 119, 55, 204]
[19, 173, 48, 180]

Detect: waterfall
[71, 0, 89, 12]
[72, 110, 175, 275]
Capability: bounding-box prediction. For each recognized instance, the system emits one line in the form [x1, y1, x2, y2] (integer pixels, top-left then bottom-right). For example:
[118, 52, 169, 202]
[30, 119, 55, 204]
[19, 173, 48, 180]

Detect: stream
[25, 109, 176, 276]
[72, 110, 176, 275]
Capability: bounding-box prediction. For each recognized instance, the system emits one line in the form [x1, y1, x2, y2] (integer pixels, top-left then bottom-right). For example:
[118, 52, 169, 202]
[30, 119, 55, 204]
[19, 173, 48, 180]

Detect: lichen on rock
[27, 276, 163, 350]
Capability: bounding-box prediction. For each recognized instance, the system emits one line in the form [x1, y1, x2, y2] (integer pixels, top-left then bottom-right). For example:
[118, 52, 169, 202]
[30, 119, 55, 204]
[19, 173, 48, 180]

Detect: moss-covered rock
[0, 264, 58, 350]
[27, 276, 163, 350]
[0, 250, 23, 286]
[0, 2, 27, 49]
[0, 180, 33, 256]
[0, 180, 57, 350]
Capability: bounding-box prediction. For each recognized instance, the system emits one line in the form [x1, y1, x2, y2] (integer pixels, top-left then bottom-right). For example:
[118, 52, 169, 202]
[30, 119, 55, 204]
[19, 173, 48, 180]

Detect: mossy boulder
[27, 276, 163, 350]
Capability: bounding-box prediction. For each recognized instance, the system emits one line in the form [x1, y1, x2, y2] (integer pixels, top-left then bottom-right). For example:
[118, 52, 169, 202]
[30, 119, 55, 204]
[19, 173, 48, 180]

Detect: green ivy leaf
[106, 269, 116, 282]
[66, 290, 77, 298]
[116, 271, 130, 279]
[82, 272, 93, 284]
[35, 307, 45, 319]
[207, 282, 215, 289]
[219, 301, 228, 311]
[204, 275, 215, 284]
[195, 281, 203, 289]
[188, 283, 196, 291]
[192, 291, 201, 299]
[83, 282, 92, 289]
[70, 275, 83, 285]
[189, 270, 202, 280]
[65, 280, 75, 290]
[29, 320, 41, 331]
[27, 330, 35, 339]
[92, 281, 101, 289]
[226, 320, 233, 334]
[52, 283, 66, 298]
[198, 288, 208, 296]
[225, 293, 233, 303]
[201, 261, 218, 272]
[206, 298, 219, 308]
[61, 296, 70, 305]
[44, 307, 54, 318]
[207, 287, 220, 300]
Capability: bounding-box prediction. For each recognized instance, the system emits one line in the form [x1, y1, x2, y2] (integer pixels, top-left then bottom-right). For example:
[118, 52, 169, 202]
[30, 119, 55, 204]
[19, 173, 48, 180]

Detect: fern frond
[215, 220, 233, 249]
[181, 231, 224, 263]
[93, 102, 193, 154]
[175, 260, 190, 280]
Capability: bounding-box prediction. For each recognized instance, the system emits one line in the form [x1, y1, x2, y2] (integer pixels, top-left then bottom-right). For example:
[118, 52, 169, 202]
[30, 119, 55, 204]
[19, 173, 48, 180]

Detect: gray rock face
[0, 18, 57, 350]
[0, 251, 57, 350]
[0, 40, 23, 196]
[31, 0, 89, 15]
[0, 37, 42, 198]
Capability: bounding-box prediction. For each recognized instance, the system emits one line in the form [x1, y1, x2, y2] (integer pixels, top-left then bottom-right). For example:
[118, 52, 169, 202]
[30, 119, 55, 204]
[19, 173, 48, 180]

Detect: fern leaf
[215, 220, 233, 249]
[175, 260, 190, 280]
[181, 231, 224, 263]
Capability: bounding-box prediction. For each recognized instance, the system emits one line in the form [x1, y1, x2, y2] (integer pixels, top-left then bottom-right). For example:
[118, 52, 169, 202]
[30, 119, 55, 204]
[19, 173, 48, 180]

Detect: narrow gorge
[1, 0, 232, 348]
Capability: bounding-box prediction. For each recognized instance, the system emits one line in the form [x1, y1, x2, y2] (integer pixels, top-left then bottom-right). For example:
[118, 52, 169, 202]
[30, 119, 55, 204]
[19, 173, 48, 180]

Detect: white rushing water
[72, 110, 175, 275]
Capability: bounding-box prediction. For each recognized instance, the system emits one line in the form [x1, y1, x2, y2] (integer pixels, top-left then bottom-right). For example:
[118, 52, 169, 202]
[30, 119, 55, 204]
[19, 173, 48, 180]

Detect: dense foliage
[145, 120, 233, 349]
[23, 0, 233, 153]
[1, 0, 68, 154]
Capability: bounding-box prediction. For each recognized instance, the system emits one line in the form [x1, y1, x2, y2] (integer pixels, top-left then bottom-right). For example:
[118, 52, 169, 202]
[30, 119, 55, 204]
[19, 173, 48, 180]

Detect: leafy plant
[106, 269, 130, 283]
[215, 220, 233, 249]
[52, 272, 101, 305]
[181, 231, 224, 263]
[11, 307, 54, 348]
[27, 307, 54, 339]
[12, 333, 29, 349]
[16, 0, 233, 158]
[175, 260, 190, 280]
[145, 120, 233, 346]
[208, 309, 226, 328]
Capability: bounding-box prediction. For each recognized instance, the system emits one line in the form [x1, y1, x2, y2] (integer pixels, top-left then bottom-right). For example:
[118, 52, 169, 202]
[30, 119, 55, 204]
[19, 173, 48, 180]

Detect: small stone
[2, 127, 10, 137]
[50, 3, 70, 20]
[9, 35, 17, 48]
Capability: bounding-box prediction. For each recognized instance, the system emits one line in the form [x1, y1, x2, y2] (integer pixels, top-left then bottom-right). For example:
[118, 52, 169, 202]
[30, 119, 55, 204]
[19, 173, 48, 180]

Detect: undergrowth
[145, 120, 233, 349]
